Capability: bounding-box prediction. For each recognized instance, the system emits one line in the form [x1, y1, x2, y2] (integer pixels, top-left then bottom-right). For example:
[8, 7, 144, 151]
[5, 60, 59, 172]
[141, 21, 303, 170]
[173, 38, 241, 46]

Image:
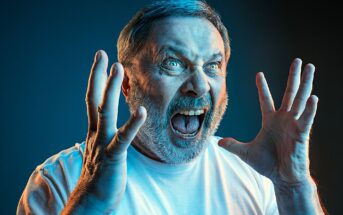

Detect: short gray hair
[117, 0, 230, 69]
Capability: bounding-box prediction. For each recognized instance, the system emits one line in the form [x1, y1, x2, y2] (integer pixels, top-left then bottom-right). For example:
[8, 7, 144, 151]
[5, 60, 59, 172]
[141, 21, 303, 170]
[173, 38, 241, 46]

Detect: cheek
[140, 73, 183, 111]
[210, 78, 227, 107]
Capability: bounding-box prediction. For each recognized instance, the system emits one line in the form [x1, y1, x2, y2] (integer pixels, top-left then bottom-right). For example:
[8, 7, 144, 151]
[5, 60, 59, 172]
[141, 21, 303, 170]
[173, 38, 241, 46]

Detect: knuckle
[294, 94, 307, 104]
[279, 106, 288, 111]
[291, 108, 299, 116]
[85, 96, 95, 104]
[297, 97, 306, 103]
[104, 146, 127, 163]
[97, 105, 105, 114]
[289, 71, 298, 77]
[97, 106, 110, 120]
[94, 131, 109, 146]
[115, 128, 130, 145]
[286, 88, 296, 94]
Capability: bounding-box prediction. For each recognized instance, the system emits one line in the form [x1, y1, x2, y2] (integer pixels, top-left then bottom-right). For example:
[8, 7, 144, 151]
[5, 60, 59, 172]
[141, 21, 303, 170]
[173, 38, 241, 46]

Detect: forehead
[146, 16, 225, 60]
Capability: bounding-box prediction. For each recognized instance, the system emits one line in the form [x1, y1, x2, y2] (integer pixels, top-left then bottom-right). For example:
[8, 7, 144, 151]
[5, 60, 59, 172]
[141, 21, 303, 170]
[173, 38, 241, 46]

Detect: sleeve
[17, 167, 65, 215]
[262, 177, 279, 215]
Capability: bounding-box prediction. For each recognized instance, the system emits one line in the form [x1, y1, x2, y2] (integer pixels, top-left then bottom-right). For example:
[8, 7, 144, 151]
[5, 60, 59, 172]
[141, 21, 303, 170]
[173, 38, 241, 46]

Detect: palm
[220, 58, 318, 184]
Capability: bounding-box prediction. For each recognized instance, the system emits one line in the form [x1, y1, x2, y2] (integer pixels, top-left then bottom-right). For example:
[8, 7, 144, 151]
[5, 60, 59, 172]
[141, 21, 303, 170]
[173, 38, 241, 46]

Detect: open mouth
[170, 108, 207, 139]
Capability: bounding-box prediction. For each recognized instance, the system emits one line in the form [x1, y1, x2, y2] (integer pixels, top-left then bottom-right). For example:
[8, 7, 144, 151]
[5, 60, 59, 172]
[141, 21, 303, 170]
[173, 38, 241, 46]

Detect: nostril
[186, 91, 198, 97]
[180, 83, 198, 97]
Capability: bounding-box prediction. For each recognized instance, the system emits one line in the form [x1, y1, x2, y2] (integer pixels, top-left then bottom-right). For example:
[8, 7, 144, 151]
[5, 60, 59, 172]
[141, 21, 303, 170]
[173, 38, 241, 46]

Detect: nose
[180, 67, 210, 98]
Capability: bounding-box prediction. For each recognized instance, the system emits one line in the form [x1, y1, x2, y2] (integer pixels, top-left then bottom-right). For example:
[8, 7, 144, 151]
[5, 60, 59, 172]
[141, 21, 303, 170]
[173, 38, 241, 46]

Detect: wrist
[63, 179, 119, 215]
[272, 177, 323, 215]
[273, 177, 316, 195]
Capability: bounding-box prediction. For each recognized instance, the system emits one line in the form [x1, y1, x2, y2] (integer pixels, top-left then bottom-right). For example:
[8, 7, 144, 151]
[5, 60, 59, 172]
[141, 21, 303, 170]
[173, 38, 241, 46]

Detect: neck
[131, 136, 164, 163]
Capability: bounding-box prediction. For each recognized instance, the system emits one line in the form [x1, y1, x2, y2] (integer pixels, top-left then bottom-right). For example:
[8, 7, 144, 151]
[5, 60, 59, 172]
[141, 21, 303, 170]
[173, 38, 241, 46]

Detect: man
[17, 1, 325, 214]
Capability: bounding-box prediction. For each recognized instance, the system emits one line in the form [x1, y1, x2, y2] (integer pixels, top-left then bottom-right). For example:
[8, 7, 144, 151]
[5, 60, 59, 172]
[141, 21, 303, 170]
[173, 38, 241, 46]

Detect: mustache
[167, 94, 212, 117]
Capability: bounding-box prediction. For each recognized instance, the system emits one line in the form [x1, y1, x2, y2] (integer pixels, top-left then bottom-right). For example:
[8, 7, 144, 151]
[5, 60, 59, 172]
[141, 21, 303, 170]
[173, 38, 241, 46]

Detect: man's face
[126, 16, 229, 164]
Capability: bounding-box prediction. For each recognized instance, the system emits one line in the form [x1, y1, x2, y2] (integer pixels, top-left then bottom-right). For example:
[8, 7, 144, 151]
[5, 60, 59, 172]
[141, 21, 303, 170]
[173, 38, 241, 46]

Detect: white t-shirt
[17, 136, 279, 214]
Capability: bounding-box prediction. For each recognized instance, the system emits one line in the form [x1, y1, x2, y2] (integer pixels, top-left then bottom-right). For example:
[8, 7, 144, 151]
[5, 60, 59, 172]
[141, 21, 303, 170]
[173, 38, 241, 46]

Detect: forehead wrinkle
[157, 43, 196, 61]
[155, 43, 224, 64]
[147, 17, 225, 63]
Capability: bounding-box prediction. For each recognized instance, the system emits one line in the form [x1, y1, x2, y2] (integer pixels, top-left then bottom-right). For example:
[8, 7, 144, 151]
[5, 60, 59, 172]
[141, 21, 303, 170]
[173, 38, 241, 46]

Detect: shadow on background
[0, 0, 341, 214]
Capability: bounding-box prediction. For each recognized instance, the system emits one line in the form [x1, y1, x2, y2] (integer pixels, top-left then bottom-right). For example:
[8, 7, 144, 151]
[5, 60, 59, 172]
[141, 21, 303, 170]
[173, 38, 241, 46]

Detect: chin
[161, 138, 209, 164]
[153, 125, 211, 164]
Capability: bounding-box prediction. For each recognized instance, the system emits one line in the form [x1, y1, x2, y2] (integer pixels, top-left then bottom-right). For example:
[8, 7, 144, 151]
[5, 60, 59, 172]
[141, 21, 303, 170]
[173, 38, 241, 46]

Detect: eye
[208, 63, 219, 70]
[167, 59, 180, 67]
[205, 61, 221, 72]
[161, 57, 184, 73]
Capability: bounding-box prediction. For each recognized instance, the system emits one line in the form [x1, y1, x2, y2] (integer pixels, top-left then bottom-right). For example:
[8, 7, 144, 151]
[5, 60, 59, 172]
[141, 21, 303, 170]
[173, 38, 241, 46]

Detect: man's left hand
[219, 58, 318, 185]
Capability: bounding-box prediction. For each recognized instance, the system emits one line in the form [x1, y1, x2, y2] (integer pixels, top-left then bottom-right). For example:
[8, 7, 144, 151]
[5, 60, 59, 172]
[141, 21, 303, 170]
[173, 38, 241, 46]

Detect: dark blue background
[1, 0, 341, 214]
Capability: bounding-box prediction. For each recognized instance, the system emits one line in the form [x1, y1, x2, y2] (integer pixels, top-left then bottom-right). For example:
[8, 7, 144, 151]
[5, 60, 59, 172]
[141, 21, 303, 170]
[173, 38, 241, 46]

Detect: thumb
[218, 138, 249, 162]
[106, 106, 147, 159]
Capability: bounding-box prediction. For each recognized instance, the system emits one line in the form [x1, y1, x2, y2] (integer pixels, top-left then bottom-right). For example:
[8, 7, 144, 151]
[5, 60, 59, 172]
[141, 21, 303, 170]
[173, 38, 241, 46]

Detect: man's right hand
[62, 50, 147, 215]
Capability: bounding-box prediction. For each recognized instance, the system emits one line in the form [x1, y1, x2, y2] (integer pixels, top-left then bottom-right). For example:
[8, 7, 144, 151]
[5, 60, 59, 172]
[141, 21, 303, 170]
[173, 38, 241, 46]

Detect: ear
[122, 68, 130, 102]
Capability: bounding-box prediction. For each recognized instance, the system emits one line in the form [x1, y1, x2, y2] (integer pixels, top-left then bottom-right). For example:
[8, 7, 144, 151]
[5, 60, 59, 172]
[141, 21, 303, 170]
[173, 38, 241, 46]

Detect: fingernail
[294, 57, 302, 62]
[111, 63, 118, 76]
[313, 95, 319, 103]
[137, 106, 146, 118]
[137, 106, 143, 116]
[308, 63, 315, 71]
[95, 51, 102, 62]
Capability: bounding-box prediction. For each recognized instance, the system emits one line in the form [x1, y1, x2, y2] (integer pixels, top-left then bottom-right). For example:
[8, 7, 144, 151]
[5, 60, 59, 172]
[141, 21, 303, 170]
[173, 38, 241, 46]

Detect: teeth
[173, 127, 198, 136]
[195, 110, 202, 115]
[179, 109, 204, 116]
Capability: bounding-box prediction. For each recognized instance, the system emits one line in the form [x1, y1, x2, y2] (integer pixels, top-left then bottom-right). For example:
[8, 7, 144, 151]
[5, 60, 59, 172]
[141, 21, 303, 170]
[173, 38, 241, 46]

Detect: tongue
[171, 114, 200, 134]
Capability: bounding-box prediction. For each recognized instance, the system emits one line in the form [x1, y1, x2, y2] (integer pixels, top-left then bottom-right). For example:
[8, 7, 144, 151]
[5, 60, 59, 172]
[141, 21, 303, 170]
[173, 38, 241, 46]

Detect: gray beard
[127, 78, 228, 164]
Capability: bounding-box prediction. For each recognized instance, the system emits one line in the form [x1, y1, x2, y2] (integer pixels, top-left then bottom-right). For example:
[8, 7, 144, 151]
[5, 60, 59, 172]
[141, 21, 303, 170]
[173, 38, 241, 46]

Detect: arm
[219, 58, 326, 214]
[274, 177, 325, 214]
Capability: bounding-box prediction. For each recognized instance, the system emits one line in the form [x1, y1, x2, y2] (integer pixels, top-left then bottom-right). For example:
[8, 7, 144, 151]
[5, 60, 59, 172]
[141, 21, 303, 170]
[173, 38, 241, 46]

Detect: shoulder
[38, 142, 85, 171]
[17, 142, 86, 214]
[37, 142, 85, 185]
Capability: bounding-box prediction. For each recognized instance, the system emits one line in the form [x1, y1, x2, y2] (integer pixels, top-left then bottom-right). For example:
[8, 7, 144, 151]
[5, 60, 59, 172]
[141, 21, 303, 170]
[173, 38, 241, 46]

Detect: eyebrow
[157, 45, 224, 62]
